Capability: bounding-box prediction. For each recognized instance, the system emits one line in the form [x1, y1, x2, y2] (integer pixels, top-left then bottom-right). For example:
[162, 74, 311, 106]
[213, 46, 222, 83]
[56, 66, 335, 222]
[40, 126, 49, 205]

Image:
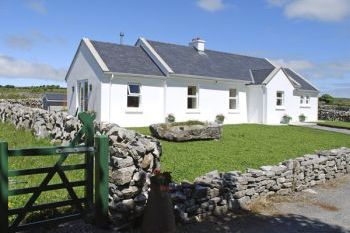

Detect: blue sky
[0, 0, 349, 97]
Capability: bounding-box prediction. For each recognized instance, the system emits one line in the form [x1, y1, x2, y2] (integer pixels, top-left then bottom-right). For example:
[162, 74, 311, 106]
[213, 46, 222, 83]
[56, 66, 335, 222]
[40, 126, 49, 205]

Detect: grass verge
[317, 121, 350, 130]
[131, 124, 350, 182]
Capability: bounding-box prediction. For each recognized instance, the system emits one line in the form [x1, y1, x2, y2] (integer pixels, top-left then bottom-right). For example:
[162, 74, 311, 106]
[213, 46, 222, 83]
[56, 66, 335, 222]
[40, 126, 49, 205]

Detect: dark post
[94, 135, 109, 226]
[0, 141, 9, 233]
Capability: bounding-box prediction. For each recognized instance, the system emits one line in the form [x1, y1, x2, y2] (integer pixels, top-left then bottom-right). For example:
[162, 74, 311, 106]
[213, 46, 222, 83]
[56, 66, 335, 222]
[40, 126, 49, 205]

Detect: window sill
[228, 110, 240, 114]
[300, 105, 311, 109]
[186, 109, 200, 114]
[125, 108, 143, 114]
[275, 106, 286, 110]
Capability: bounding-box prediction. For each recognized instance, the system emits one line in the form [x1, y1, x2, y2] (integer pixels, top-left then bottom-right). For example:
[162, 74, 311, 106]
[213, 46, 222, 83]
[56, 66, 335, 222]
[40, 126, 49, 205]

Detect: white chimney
[190, 37, 205, 52]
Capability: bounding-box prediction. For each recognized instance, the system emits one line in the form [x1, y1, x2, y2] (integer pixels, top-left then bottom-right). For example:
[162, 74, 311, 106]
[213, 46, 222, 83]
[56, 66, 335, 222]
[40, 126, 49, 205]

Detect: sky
[0, 0, 349, 97]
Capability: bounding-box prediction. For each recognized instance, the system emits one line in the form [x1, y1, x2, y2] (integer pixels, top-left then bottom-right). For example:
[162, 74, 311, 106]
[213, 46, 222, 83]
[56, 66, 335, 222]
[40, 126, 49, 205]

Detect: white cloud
[269, 58, 350, 79]
[28, 0, 47, 14]
[197, 0, 225, 12]
[268, 0, 350, 22]
[0, 55, 66, 81]
[4, 31, 67, 51]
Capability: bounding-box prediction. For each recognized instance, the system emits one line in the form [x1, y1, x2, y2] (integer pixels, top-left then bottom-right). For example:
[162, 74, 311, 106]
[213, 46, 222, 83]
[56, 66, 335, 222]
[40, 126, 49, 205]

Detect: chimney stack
[190, 37, 205, 52]
[120, 32, 124, 45]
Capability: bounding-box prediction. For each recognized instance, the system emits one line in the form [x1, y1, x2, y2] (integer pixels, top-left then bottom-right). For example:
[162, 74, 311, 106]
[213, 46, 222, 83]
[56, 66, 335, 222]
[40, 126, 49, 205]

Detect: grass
[131, 124, 350, 182]
[317, 121, 350, 130]
[0, 123, 84, 223]
[0, 86, 66, 99]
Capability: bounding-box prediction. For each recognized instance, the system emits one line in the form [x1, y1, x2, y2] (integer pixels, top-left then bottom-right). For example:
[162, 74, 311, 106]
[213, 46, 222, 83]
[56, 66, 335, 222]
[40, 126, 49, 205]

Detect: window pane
[187, 97, 197, 109]
[277, 92, 283, 98]
[277, 99, 283, 106]
[229, 89, 237, 97]
[128, 84, 140, 94]
[127, 96, 140, 107]
[188, 86, 197, 95]
[300, 96, 304, 104]
[229, 99, 237, 109]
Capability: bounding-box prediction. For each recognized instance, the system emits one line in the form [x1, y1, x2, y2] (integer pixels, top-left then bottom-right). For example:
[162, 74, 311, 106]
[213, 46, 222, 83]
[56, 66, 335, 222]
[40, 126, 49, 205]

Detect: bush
[166, 114, 175, 123]
[319, 94, 334, 104]
[281, 114, 292, 124]
[215, 114, 225, 124]
[299, 114, 306, 122]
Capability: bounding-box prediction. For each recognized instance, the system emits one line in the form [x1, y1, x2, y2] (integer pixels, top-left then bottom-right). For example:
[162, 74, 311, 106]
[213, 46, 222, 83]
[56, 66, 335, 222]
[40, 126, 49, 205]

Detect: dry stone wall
[0, 101, 161, 221]
[319, 105, 350, 122]
[170, 147, 350, 222]
[0, 98, 43, 108]
[1, 101, 349, 224]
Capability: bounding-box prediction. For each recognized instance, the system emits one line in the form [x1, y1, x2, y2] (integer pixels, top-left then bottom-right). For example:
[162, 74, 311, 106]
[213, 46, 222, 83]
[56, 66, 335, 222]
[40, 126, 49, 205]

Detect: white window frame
[187, 85, 198, 110]
[300, 95, 304, 104]
[276, 91, 284, 107]
[127, 83, 141, 109]
[229, 88, 239, 111]
[305, 95, 310, 105]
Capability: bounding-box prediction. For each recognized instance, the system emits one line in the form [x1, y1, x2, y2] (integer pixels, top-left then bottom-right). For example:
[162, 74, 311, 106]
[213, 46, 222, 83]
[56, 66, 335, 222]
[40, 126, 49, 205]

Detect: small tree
[319, 94, 334, 104]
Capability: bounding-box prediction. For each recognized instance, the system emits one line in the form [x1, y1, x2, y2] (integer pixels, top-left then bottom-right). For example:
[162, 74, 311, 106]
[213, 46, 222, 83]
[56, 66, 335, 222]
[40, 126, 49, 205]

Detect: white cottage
[65, 37, 319, 127]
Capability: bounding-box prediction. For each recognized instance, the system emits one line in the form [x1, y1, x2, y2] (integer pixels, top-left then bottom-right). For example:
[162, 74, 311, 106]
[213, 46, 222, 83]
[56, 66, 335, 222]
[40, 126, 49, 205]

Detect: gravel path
[300, 124, 350, 135]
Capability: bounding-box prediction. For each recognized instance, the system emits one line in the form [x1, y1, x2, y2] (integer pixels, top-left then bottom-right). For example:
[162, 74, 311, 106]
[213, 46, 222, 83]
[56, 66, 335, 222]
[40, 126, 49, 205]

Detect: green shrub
[166, 114, 175, 123]
[281, 114, 292, 124]
[215, 114, 225, 124]
[299, 114, 306, 122]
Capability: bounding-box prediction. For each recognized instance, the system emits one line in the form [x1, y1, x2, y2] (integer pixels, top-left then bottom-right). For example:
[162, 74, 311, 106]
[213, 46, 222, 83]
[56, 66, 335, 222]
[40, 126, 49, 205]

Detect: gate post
[0, 141, 9, 233]
[94, 135, 109, 227]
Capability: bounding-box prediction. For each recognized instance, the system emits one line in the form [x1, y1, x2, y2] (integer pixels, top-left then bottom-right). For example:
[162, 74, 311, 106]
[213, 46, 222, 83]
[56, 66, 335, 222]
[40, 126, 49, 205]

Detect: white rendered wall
[100, 76, 165, 127]
[66, 42, 103, 121]
[165, 77, 248, 125]
[265, 69, 318, 124]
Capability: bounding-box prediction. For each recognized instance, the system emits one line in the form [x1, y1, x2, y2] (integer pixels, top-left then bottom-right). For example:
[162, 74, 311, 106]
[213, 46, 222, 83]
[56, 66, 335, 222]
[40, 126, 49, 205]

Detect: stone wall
[0, 98, 43, 108]
[0, 101, 161, 221]
[319, 105, 350, 122]
[170, 147, 350, 222]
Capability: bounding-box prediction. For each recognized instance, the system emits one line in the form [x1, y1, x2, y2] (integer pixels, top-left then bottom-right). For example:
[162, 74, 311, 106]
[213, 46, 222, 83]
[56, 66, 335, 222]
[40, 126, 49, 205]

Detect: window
[127, 84, 141, 108]
[300, 95, 304, 104]
[78, 80, 88, 112]
[305, 96, 310, 105]
[276, 91, 284, 106]
[229, 89, 238, 110]
[187, 86, 198, 109]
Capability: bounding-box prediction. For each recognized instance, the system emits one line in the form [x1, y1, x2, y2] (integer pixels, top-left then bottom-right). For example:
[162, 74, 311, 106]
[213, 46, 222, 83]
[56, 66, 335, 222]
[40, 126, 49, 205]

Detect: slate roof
[282, 68, 318, 91]
[90, 40, 164, 76]
[89, 38, 317, 91]
[251, 68, 275, 84]
[43, 93, 67, 102]
[147, 40, 275, 82]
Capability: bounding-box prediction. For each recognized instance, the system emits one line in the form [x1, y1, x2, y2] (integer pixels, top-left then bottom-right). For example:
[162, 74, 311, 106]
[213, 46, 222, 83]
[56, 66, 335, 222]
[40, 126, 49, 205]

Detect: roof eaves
[286, 68, 320, 92]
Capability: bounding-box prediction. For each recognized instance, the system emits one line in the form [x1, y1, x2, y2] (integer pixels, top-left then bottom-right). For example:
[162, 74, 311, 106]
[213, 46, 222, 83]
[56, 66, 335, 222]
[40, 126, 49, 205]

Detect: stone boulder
[150, 122, 222, 142]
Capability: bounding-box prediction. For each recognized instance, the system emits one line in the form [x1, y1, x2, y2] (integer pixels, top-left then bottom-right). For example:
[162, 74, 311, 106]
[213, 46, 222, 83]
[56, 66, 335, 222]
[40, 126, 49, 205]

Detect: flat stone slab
[150, 122, 222, 142]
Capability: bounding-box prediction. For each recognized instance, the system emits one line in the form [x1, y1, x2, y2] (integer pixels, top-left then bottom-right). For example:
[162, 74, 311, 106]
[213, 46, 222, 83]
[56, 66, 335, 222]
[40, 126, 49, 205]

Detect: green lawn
[131, 124, 350, 182]
[0, 123, 84, 222]
[317, 121, 350, 130]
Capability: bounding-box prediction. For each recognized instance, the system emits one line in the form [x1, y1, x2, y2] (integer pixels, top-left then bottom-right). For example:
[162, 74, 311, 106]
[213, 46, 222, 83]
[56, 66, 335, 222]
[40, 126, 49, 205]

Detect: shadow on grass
[176, 210, 349, 233]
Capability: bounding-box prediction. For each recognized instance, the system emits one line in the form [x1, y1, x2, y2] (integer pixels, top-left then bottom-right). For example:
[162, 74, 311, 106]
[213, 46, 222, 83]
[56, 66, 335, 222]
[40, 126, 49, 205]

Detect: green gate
[0, 112, 109, 233]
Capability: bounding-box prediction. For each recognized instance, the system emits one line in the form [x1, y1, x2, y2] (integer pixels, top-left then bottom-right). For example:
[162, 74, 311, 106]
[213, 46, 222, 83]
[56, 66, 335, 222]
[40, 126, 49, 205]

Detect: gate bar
[0, 141, 9, 233]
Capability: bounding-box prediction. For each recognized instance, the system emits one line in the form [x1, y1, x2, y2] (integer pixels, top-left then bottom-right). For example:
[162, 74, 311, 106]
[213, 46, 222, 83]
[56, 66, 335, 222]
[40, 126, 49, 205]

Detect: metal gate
[0, 112, 109, 233]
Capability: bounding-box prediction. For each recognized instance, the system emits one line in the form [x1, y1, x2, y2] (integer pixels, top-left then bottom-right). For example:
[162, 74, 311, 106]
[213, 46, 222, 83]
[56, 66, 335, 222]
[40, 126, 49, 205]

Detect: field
[132, 124, 350, 182]
[0, 85, 66, 99]
[318, 121, 350, 130]
[333, 97, 350, 107]
[0, 123, 84, 221]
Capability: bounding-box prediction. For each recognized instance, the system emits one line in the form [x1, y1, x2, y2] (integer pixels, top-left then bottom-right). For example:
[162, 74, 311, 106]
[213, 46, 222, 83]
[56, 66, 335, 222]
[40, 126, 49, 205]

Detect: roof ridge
[147, 39, 270, 61]
[90, 39, 139, 49]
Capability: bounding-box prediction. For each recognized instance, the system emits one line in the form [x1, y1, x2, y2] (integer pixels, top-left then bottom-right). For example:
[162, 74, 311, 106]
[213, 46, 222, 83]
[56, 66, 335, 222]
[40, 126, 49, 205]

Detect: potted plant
[166, 113, 175, 123]
[281, 114, 292, 124]
[215, 114, 225, 124]
[299, 114, 306, 122]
